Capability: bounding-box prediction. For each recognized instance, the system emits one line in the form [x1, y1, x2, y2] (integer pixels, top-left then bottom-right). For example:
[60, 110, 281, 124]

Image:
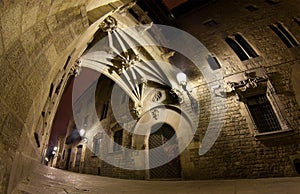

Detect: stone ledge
[254, 128, 294, 140]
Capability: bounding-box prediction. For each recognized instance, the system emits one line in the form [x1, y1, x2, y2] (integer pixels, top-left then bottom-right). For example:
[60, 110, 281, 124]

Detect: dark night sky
[49, 68, 100, 146]
[162, 0, 189, 9]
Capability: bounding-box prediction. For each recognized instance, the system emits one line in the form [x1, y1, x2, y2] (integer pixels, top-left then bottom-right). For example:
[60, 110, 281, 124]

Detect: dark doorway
[66, 148, 71, 170]
[149, 123, 181, 179]
[75, 145, 83, 167]
[294, 159, 300, 174]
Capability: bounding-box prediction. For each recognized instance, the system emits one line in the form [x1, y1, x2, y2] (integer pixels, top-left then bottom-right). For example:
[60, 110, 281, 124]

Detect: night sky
[49, 68, 100, 146]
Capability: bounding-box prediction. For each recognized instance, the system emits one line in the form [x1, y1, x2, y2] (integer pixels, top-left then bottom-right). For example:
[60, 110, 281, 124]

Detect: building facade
[1, 0, 300, 193]
[56, 0, 300, 180]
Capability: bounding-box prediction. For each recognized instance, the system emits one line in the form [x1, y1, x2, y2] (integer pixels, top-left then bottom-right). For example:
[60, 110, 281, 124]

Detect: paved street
[12, 164, 300, 194]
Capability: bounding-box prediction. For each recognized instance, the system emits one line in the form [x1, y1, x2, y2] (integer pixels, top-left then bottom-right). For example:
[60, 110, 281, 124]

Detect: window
[265, 0, 280, 5]
[225, 34, 258, 61]
[113, 130, 123, 152]
[293, 159, 300, 174]
[294, 17, 300, 26]
[49, 83, 54, 98]
[270, 23, 299, 48]
[93, 138, 101, 155]
[100, 102, 109, 120]
[227, 70, 291, 137]
[245, 5, 258, 12]
[93, 132, 103, 155]
[246, 94, 281, 133]
[207, 55, 221, 70]
[203, 19, 218, 27]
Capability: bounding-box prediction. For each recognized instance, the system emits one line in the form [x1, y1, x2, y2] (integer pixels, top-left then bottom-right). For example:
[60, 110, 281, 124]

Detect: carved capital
[132, 105, 143, 118]
[100, 16, 118, 32]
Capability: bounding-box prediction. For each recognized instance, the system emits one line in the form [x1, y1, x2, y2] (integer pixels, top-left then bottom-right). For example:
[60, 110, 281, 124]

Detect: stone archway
[131, 105, 194, 179]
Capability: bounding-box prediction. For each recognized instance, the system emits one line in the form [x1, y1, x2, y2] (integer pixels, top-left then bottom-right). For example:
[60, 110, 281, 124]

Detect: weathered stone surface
[1, 112, 24, 150]
[37, 0, 52, 19]
[4, 84, 33, 122]
[21, 28, 42, 59]
[1, 3, 22, 49]
[0, 19, 3, 56]
[0, 141, 13, 194]
[46, 15, 59, 34]
[0, 100, 8, 133]
[35, 54, 52, 81]
[22, 5, 39, 33]
[24, 70, 42, 99]
[0, 62, 19, 100]
[44, 44, 59, 66]
[5, 40, 32, 80]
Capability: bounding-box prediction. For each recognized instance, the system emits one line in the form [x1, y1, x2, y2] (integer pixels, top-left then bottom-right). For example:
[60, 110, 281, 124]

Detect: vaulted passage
[1, 0, 300, 193]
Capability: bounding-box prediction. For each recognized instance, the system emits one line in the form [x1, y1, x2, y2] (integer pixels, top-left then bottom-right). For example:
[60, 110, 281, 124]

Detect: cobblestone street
[12, 164, 300, 194]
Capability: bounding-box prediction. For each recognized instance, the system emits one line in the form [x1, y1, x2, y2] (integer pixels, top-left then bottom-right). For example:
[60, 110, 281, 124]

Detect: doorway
[66, 148, 71, 170]
[149, 123, 181, 179]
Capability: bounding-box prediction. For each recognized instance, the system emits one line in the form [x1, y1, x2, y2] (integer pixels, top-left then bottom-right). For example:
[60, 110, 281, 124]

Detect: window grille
[247, 94, 281, 133]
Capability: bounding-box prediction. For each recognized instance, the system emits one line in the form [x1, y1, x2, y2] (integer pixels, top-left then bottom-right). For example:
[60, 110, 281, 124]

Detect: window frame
[270, 23, 299, 48]
[113, 129, 124, 152]
[242, 83, 288, 135]
[93, 132, 103, 156]
[227, 70, 292, 138]
[225, 34, 259, 61]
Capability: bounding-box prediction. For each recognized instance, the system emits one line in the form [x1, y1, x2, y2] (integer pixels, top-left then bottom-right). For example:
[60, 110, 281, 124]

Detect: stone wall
[0, 0, 110, 192]
[175, 0, 300, 179]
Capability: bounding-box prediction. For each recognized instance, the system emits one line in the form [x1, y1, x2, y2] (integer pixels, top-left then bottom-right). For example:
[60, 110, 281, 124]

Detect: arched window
[270, 23, 299, 48]
[113, 129, 123, 152]
[225, 34, 258, 61]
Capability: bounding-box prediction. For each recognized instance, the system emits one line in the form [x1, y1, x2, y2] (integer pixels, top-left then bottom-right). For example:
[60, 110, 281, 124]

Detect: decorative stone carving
[69, 59, 81, 77]
[170, 88, 184, 103]
[152, 91, 162, 102]
[100, 16, 118, 32]
[227, 75, 267, 92]
[132, 105, 143, 118]
[161, 51, 175, 60]
[226, 71, 268, 101]
[151, 108, 159, 120]
[109, 52, 141, 75]
[118, 1, 137, 16]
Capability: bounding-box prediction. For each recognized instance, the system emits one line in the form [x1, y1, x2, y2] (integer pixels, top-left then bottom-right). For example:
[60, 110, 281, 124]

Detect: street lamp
[176, 72, 198, 113]
[79, 129, 85, 137]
